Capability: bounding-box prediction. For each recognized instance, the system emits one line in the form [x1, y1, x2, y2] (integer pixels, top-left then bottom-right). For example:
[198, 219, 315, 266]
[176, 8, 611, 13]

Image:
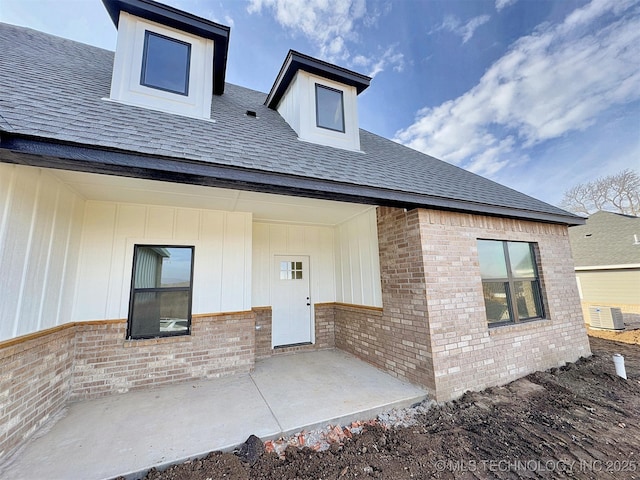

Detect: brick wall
[338, 207, 591, 401]
[0, 326, 75, 459]
[254, 304, 336, 358]
[254, 307, 273, 359]
[71, 312, 255, 399]
[0, 311, 255, 460]
[314, 303, 336, 349]
[353, 207, 437, 392]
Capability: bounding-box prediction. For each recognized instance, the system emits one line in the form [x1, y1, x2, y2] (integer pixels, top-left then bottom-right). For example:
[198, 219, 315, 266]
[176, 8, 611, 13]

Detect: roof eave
[266, 50, 371, 109]
[102, 0, 230, 95]
[0, 134, 584, 227]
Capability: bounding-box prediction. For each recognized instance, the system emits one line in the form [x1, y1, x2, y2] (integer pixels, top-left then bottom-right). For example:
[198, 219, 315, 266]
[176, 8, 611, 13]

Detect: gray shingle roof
[0, 23, 581, 224]
[568, 211, 640, 267]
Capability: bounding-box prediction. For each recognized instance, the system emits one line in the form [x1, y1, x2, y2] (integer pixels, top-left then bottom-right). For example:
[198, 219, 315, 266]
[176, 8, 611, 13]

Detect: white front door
[272, 255, 312, 347]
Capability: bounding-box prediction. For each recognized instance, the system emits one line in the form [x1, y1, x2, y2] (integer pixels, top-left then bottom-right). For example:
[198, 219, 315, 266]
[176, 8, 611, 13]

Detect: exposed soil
[587, 327, 640, 345]
[135, 337, 639, 480]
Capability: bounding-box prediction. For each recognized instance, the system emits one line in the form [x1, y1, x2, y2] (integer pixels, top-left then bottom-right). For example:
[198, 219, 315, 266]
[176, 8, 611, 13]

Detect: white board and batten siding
[0, 164, 84, 341]
[252, 223, 336, 308]
[252, 208, 382, 309]
[72, 201, 252, 322]
[334, 209, 382, 307]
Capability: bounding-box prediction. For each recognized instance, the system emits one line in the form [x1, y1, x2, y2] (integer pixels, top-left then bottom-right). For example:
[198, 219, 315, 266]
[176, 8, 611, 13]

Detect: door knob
[306, 296, 311, 306]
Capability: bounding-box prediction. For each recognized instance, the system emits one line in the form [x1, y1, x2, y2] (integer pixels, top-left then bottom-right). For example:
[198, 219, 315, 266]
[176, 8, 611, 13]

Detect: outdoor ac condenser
[588, 306, 625, 330]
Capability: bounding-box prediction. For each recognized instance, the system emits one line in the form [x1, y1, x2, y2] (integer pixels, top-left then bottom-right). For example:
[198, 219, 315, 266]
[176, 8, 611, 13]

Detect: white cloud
[352, 45, 404, 78]
[223, 15, 235, 28]
[495, 0, 517, 12]
[394, 0, 640, 178]
[246, 0, 402, 77]
[247, 0, 368, 62]
[433, 14, 491, 44]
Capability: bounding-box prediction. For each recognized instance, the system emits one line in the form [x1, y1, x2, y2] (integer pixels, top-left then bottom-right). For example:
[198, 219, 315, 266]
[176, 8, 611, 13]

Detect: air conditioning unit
[588, 306, 624, 330]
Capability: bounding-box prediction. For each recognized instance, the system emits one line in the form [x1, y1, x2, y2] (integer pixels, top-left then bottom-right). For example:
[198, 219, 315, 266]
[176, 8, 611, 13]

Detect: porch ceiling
[51, 169, 373, 225]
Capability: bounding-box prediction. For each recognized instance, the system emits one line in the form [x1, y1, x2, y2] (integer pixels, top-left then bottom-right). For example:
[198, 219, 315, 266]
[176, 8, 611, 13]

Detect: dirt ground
[587, 327, 640, 345]
[137, 336, 639, 480]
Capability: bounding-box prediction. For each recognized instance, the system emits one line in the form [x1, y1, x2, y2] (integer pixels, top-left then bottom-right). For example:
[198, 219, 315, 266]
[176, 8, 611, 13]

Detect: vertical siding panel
[287, 225, 305, 253]
[175, 208, 200, 242]
[108, 204, 146, 318]
[197, 210, 224, 313]
[53, 189, 83, 327]
[333, 223, 344, 303]
[36, 182, 62, 331]
[146, 206, 174, 239]
[243, 215, 253, 309]
[269, 224, 287, 253]
[20, 173, 58, 334]
[315, 226, 336, 303]
[0, 164, 18, 340]
[221, 213, 247, 311]
[332, 209, 382, 307]
[12, 169, 42, 337]
[252, 223, 270, 307]
[73, 202, 117, 320]
[369, 209, 382, 307]
[63, 196, 84, 324]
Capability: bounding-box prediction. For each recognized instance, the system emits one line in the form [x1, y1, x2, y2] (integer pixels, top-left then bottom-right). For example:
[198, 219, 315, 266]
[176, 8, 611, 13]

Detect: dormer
[266, 51, 370, 152]
[102, 0, 229, 119]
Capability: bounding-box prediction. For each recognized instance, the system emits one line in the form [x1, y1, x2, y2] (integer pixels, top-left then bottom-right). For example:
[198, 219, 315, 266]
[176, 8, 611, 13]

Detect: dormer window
[102, 0, 229, 119]
[141, 31, 191, 95]
[266, 50, 370, 152]
[315, 84, 344, 132]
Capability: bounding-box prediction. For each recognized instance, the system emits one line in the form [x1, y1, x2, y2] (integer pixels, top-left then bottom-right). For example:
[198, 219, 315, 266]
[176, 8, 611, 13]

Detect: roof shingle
[568, 211, 640, 267]
[0, 23, 581, 224]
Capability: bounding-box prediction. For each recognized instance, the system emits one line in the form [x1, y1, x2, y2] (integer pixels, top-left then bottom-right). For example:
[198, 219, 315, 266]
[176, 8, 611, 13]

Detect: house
[0, 0, 590, 460]
[568, 211, 640, 326]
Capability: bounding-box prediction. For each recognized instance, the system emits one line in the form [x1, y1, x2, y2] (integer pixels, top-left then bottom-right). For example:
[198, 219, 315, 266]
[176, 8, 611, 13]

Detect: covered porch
[0, 349, 428, 480]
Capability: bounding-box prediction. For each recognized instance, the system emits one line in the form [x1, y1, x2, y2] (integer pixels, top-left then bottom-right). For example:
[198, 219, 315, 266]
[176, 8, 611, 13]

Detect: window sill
[123, 335, 192, 347]
[488, 318, 551, 334]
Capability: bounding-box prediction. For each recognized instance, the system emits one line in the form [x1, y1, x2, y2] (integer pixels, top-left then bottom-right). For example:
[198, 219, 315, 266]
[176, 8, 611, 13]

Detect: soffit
[51, 169, 372, 226]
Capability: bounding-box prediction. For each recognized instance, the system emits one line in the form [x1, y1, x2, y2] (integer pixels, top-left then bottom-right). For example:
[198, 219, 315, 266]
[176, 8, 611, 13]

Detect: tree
[560, 169, 640, 217]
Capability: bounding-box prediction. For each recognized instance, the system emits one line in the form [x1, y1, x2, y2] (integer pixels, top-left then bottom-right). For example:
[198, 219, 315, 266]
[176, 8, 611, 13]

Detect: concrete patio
[0, 349, 428, 480]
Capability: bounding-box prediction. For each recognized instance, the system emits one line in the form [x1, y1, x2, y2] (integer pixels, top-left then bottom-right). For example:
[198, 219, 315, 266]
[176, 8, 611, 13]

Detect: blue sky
[1, 0, 638, 208]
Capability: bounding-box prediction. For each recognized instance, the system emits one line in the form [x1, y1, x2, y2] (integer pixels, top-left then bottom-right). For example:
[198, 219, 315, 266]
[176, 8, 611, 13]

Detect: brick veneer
[0, 326, 75, 459]
[0, 310, 255, 460]
[367, 207, 591, 401]
[254, 307, 273, 359]
[340, 207, 438, 392]
[253, 304, 336, 358]
[71, 312, 255, 399]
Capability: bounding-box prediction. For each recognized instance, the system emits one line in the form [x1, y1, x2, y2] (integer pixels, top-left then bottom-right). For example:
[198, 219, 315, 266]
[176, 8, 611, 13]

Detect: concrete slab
[0, 349, 428, 480]
[251, 349, 427, 434]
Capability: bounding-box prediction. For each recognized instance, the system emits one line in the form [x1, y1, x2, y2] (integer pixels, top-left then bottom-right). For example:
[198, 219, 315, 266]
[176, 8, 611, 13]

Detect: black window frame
[315, 83, 345, 132]
[140, 30, 191, 96]
[477, 240, 545, 327]
[127, 244, 195, 340]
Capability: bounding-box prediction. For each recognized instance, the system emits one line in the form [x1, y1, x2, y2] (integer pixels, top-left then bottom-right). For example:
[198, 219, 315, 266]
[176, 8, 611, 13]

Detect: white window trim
[276, 70, 361, 152]
[109, 11, 214, 119]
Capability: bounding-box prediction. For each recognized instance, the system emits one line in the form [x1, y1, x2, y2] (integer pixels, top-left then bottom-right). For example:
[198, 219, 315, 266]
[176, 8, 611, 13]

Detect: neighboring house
[0, 0, 590, 460]
[568, 211, 640, 326]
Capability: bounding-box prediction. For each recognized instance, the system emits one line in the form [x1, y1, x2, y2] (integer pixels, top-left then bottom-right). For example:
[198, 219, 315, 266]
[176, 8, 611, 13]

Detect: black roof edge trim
[0, 135, 585, 227]
[102, 0, 229, 95]
[266, 50, 371, 109]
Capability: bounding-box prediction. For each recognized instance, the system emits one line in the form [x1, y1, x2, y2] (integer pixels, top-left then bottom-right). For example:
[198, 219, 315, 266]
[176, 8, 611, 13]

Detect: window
[280, 261, 303, 280]
[315, 84, 345, 132]
[477, 240, 544, 326]
[128, 245, 194, 339]
[141, 31, 191, 95]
